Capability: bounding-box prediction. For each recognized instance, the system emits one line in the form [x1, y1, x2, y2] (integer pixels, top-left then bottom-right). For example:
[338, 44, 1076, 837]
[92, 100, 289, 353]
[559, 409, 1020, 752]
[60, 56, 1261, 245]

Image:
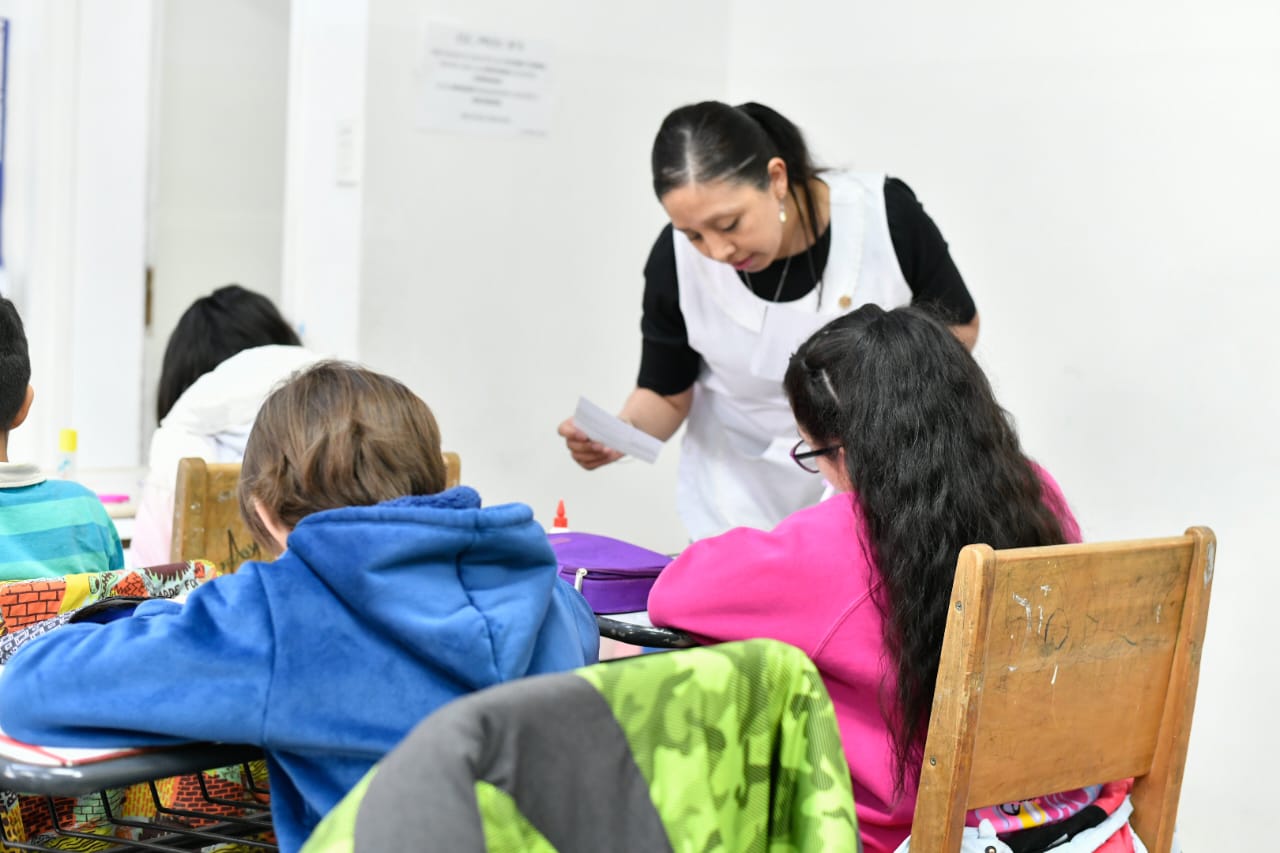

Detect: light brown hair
[238, 361, 447, 553]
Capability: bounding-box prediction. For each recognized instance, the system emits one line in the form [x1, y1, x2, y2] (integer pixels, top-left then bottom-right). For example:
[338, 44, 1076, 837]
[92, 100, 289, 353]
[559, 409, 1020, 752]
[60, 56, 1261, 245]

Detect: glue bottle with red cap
[549, 499, 570, 533]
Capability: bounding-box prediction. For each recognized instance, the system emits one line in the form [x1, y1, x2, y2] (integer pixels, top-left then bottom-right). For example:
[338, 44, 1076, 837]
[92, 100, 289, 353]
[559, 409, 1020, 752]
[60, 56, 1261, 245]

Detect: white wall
[725, 2, 1279, 847]
[0, 0, 150, 471]
[2, 0, 291, 470]
[280, 0, 367, 360]
[356, 0, 730, 549]
[0, 0, 78, 466]
[143, 0, 291, 434]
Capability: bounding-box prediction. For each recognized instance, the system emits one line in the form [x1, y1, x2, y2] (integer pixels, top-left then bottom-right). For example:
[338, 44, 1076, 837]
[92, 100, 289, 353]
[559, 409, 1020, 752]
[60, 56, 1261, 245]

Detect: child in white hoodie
[131, 285, 321, 566]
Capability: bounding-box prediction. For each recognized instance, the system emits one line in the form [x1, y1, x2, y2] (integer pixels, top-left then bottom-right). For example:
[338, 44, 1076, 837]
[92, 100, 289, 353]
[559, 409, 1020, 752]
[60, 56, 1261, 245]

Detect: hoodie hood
[278, 487, 567, 687]
[160, 345, 324, 437]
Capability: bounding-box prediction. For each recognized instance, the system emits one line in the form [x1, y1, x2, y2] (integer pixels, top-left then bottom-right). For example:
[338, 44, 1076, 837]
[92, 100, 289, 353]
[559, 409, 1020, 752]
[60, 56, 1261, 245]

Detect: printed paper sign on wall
[418, 23, 553, 137]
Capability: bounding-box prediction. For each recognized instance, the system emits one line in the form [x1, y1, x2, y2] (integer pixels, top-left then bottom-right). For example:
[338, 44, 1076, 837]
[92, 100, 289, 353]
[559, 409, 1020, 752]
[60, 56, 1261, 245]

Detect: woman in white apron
[558, 101, 979, 540]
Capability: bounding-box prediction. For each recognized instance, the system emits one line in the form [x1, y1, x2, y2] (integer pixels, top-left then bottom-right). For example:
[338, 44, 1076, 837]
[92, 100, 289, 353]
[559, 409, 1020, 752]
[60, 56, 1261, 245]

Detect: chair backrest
[910, 526, 1215, 853]
[170, 453, 464, 572]
[301, 639, 859, 853]
[170, 458, 259, 572]
[443, 451, 461, 489]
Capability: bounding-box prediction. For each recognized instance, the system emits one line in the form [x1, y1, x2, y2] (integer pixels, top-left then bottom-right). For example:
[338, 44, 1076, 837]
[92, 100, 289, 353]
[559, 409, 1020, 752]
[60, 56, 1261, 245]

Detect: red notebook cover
[0, 726, 146, 767]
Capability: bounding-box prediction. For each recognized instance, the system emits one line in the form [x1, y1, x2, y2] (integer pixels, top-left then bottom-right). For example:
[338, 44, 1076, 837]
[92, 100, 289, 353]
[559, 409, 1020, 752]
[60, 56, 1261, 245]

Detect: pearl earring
[779, 204, 787, 224]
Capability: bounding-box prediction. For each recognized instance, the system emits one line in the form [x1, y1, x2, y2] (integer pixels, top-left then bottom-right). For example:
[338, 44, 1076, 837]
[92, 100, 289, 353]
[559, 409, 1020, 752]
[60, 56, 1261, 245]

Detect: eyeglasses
[790, 438, 841, 474]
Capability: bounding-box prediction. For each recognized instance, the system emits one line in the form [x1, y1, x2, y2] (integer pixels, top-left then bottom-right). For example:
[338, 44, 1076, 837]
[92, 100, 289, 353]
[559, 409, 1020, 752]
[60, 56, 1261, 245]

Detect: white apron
[673, 171, 911, 540]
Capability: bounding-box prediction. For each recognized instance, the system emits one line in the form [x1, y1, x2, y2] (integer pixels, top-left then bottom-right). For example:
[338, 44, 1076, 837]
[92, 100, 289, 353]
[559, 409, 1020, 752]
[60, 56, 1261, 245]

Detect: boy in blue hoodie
[0, 361, 599, 852]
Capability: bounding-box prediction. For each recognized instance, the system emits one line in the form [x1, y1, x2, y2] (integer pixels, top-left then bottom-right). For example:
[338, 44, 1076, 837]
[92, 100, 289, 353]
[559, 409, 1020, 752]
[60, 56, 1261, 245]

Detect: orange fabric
[0, 561, 219, 633]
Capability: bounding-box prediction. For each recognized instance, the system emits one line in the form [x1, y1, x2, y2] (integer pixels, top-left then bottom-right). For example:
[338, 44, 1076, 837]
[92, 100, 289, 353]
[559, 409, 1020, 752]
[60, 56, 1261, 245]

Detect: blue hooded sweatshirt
[0, 487, 599, 852]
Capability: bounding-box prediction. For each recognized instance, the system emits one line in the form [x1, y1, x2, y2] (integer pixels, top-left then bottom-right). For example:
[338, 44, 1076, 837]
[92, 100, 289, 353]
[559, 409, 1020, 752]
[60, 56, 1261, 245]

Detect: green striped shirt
[0, 471, 126, 581]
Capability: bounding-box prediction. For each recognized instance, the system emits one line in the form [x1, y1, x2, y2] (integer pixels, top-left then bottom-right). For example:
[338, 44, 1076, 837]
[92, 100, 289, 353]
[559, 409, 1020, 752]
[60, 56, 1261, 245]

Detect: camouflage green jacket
[303, 639, 860, 852]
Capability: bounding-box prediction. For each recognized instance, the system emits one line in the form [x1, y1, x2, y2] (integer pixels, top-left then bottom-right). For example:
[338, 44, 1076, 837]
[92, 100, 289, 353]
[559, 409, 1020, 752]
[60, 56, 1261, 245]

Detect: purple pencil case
[549, 532, 672, 614]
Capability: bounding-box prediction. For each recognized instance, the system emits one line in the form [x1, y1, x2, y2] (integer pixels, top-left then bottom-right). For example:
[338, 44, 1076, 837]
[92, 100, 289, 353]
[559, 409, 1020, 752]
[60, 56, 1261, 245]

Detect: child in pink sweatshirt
[649, 305, 1121, 853]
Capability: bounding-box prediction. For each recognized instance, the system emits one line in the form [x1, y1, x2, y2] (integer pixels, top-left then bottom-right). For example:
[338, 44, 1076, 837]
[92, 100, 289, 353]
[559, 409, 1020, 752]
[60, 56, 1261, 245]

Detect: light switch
[335, 119, 361, 186]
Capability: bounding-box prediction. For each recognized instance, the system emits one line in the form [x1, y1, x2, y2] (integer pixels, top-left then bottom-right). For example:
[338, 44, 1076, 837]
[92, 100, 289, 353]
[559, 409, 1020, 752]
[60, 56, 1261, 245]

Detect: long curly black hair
[783, 305, 1069, 793]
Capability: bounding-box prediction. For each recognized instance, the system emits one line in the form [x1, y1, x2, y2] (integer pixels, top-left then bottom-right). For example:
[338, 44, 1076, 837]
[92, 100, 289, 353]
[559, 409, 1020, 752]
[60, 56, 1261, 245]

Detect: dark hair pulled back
[651, 101, 824, 246]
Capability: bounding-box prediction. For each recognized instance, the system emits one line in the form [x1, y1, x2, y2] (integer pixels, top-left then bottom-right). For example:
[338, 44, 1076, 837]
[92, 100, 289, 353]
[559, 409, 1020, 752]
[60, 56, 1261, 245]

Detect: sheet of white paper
[418, 23, 553, 137]
[0, 722, 146, 767]
[602, 610, 655, 627]
[573, 397, 663, 464]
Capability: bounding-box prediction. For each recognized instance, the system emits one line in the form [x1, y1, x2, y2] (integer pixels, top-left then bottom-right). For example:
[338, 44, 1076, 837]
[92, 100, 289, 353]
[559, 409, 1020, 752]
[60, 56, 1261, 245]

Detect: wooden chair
[909, 526, 1215, 852]
[170, 459, 260, 572]
[170, 453, 464, 572]
[443, 451, 461, 489]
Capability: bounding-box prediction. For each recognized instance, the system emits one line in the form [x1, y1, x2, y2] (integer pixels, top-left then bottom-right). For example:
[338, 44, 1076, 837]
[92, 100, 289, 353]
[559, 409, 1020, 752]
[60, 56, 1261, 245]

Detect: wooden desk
[75, 466, 145, 549]
[596, 611, 697, 649]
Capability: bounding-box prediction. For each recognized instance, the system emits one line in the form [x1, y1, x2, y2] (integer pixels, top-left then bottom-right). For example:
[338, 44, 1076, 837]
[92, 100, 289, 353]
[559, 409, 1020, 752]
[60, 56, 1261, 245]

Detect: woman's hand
[557, 387, 693, 471]
[557, 419, 624, 469]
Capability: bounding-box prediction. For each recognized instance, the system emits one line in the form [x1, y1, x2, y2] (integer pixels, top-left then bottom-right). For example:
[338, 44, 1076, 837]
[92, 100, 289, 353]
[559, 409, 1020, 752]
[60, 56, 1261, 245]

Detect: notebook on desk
[0, 661, 146, 767]
[0, 724, 146, 767]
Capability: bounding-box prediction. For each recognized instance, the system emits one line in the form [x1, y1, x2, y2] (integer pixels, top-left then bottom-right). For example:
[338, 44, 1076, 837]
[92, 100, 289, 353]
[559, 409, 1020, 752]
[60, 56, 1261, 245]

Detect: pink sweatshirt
[648, 468, 1080, 853]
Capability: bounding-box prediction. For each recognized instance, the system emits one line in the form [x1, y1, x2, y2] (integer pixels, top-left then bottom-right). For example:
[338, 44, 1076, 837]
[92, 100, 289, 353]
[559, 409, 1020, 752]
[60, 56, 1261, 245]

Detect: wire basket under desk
[1, 747, 274, 852]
